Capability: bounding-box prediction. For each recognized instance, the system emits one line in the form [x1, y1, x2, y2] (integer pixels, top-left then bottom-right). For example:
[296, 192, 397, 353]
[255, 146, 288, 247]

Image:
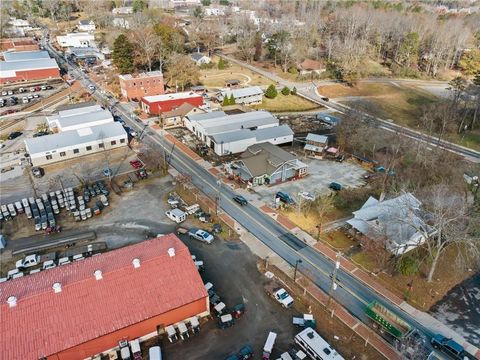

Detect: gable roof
[239, 142, 298, 177]
[191, 52, 208, 61]
[298, 59, 323, 71]
[162, 102, 202, 118]
[79, 20, 94, 25]
[306, 133, 328, 144]
[219, 86, 263, 99]
[0, 234, 207, 360]
[211, 124, 293, 144]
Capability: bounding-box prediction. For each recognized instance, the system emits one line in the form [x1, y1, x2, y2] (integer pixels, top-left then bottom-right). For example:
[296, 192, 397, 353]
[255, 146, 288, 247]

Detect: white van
[165, 208, 186, 223]
[149, 346, 162, 360]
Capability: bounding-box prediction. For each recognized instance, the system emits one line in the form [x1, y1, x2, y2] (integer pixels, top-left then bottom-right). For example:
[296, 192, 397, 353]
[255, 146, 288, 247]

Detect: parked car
[275, 191, 295, 204]
[103, 168, 112, 177]
[431, 334, 465, 359]
[233, 195, 248, 206]
[7, 131, 22, 140]
[298, 191, 315, 201]
[329, 182, 343, 191]
[188, 228, 214, 244]
[88, 84, 96, 91]
[16, 254, 40, 269]
[130, 160, 143, 169]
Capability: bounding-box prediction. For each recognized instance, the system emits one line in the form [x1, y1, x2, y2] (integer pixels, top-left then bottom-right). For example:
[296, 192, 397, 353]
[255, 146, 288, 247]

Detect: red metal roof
[0, 234, 207, 360]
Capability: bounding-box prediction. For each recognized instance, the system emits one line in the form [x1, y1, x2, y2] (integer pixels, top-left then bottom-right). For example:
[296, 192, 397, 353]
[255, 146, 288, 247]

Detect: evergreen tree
[218, 57, 225, 70]
[281, 86, 290, 96]
[112, 34, 134, 74]
[222, 96, 230, 106]
[229, 94, 235, 105]
[265, 84, 278, 99]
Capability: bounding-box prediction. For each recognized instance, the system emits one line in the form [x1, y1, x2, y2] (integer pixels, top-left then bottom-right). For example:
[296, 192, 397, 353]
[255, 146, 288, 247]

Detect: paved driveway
[251, 159, 367, 205]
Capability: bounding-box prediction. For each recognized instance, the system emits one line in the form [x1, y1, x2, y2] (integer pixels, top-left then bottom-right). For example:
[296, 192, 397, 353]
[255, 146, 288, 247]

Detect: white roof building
[77, 20, 96, 32]
[25, 122, 127, 167]
[112, 6, 134, 14]
[46, 104, 113, 132]
[217, 86, 263, 105]
[56, 33, 95, 48]
[2, 51, 50, 61]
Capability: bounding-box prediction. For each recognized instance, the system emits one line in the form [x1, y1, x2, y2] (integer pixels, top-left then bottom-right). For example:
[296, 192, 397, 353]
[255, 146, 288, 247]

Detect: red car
[129, 160, 143, 169]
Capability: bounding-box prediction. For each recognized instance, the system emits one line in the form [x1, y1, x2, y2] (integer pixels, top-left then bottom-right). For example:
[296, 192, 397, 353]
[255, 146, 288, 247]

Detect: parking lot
[250, 158, 367, 206]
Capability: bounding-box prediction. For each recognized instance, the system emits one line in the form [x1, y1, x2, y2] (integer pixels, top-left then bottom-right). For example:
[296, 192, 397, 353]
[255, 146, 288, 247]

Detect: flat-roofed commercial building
[0, 51, 60, 84]
[25, 122, 127, 166]
[56, 32, 95, 48]
[119, 71, 165, 100]
[47, 104, 113, 132]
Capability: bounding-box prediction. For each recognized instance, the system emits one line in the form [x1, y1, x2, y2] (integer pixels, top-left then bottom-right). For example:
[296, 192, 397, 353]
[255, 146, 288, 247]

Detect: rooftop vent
[7, 296, 17, 308]
[94, 270, 103, 280]
[132, 258, 141, 268]
[53, 282, 62, 293]
[168, 248, 175, 257]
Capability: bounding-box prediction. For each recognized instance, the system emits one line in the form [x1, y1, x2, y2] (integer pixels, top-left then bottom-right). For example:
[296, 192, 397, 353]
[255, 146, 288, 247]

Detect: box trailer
[365, 301, 412, 340]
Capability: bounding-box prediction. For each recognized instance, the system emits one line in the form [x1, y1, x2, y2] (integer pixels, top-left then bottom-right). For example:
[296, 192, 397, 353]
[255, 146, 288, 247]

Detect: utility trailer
[365, 301, 412, 342]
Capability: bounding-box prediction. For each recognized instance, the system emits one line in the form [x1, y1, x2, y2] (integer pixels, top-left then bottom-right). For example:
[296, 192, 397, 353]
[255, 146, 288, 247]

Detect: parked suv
[431, 334, 465, 359]
[275, 191, 294, 204]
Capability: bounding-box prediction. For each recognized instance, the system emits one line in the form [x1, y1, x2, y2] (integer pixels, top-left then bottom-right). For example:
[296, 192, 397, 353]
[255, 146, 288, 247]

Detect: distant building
[112, 6, 134, 14]
[228, 142, 308, 186]
[204, 7, 225, 16]
[347, 193, 435, 256]
[66, 47, 105, 63]
[217, 86, 264, 105]
[297, 59, 325, 76]
[77, 20, 96, 32]
[112, 17, 130, 29]
[225, 79, 241, 88]
[119, 71, 165, 101]
[0, 37, 39, 52]
[161, 103, 205, 129]
[26, 104, 127, 166]
[0, 51, 60, 84]
[185, 110, 294, 156]
[0, 234, 209, 360]
[190, 52, 211, 66]
[304, 133, 328, 156]
[56, 32, 95, 48]
[141, 91, 204, 115]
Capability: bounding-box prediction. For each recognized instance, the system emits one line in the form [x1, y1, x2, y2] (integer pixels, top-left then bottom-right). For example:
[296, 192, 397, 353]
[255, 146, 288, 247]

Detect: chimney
[7, 296, 17, 308]
[94, 270, 103, 280]
[132, 258, 141, 268]
[168, 248, 175, 257]
[53, 282, 62, 293]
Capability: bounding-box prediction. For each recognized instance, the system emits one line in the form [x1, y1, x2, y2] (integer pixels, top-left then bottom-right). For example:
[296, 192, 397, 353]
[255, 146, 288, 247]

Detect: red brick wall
[47, 296, 208, 360]
[119, 75, 165, 100]
[0, 68, 60, 84]
[142, 96, 204, 115]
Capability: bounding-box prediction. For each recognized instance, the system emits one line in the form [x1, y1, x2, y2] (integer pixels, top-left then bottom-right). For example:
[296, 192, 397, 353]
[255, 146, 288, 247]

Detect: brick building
[0, 37, 39, 52]
[119, 71, 165, 101]
[141, 91, 204, 115]
[0, 234, 209, 360]
[0, 54, 60, 84]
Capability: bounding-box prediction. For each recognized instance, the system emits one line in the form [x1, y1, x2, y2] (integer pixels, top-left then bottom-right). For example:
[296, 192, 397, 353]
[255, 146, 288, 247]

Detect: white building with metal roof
[186, 110, 294, 155]
[47, 105, 113, 132]
[217, 86, 263, 105]
[56, 32, 95, 48]
[2, 50, 50, 61]
[25, 122, 128, 166]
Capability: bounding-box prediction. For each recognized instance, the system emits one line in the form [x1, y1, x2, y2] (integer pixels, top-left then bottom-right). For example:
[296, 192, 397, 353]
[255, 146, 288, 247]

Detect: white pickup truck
[188, 228, 214, 244]
[266, 283, 294, 308]
[16, 254, 40, 269]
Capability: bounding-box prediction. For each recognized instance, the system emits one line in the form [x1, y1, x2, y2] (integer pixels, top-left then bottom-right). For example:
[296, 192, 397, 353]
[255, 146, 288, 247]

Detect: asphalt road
[42, 32, 478, 359]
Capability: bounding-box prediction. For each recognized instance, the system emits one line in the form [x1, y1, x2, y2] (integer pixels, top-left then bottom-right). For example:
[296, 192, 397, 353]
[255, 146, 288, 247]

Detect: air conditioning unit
[118, 339, 128, 348]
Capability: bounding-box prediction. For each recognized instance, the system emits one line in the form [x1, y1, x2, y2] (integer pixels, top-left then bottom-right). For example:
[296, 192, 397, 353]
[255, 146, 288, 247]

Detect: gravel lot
[252, 158, 367, 205]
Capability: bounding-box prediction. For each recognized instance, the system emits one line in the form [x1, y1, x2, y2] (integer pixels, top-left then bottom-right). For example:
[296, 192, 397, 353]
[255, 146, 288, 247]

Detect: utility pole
[328, 253, 341, 307]
[293, 259, 303, 282]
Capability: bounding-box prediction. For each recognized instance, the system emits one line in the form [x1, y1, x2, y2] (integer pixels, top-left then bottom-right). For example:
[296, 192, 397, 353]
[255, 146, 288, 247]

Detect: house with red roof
[140, 91, 204, 115]
[0, 234, 209, 360]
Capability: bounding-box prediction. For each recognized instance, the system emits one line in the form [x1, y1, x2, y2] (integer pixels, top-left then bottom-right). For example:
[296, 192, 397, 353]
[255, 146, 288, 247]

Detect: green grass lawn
[252, 94, 321, 112]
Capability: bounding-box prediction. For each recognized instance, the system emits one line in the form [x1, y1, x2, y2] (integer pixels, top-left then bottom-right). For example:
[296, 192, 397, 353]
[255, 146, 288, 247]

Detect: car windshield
[278, 291, 288, 300]
[202, 232, 210, 239]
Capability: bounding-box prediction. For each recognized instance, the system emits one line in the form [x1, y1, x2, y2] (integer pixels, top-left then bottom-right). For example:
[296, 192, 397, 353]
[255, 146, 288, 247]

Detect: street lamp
[293, 259, 303, 282]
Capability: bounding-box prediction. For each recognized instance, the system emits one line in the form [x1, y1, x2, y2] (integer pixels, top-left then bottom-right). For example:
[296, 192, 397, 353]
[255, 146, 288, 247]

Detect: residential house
[297, 59, 325, 76]
[204, 7, 225, 16]
[217, 86, 263, 105]
[112, 6, 134, 14]
[304, 133, 328, 157]
[190, 52, 211, 66]
[161, 103, 205, 129]
[346, 193, 435, 256]
[228, 142, 308, 186]
[119, 71, 165, 101]
[77, 20, 96, 32]
[112, 17, 130, 29]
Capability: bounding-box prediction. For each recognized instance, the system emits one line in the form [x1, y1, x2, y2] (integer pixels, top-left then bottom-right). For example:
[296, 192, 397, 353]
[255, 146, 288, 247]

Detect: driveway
[250, 158, 367, 205]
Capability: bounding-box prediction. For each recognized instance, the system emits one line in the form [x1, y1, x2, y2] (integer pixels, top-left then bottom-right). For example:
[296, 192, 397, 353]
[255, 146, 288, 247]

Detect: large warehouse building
[0, 50, 60, 84]
[185, 110, 294, 155]
[0, 235, 209, 360]
[25, 104, 126, 166]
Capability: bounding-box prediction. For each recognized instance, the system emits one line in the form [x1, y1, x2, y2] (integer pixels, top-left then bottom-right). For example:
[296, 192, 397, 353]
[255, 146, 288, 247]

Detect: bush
[200, 62, 215, 70]
[396, 255, 419, 276]
[218, 57, 225, 70]
[265, 84, 278, 99]
[281, 86, 290, 96]
[291, 87, 297, 95]
[288, 66, 298, 75]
